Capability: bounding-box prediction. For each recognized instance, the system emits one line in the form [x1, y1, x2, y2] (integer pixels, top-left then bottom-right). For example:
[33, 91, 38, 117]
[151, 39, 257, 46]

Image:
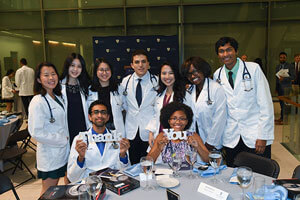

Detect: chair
[0, 124, 36, 187]
[7, 128, 36, 152]
[233, 151, 280, 178]
[292, 165, 300, 179]
[0, 174, 20, 200]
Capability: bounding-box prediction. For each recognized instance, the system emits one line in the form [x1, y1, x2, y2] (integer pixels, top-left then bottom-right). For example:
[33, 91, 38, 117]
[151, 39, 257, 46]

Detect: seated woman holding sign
[147, 102, 209, 164]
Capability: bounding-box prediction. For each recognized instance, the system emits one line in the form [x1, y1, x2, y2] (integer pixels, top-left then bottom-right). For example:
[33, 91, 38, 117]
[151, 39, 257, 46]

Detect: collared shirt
[77, 128, 128, 168]
[225, 59, 239, 85]
[133, 71, 150, 100]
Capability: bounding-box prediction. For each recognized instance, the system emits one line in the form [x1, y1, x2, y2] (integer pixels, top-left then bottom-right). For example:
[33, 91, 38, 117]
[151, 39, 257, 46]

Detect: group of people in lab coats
[28, 36, 274, 196]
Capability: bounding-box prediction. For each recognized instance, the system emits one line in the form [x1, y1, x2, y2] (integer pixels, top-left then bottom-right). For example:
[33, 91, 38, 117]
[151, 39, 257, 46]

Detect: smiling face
[217, 43, 238, 70]
[38, 66, 58, 94]
[88, 104, 110, 128]
[131, 54, 150, 77]
[187, 64, 205, 86]
[160, 65, 175, 88]
[68, 58, 82, 80]
[168, 110, 188, 132]
[97, 62, 112, 85]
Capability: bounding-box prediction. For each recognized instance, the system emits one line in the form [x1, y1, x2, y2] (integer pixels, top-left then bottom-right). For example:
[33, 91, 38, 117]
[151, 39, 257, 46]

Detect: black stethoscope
[187, 78, 213, 105]
[216, 61, 253, 91]
[43, 96, 55, 123]
[122, 73, 157, 96]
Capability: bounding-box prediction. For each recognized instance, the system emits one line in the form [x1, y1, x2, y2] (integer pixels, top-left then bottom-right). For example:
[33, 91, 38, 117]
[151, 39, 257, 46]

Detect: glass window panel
[0, 12, 41, 29]
[127, 7, 178, 26]
[45, 10, 79, 28]
[79, 0, 123, 8]
[0, 0, 40, 11]
[127, 25, 178, 36]
[271, 1, 300, 20]
[183, 0, 250, 3]
[184, 22, 267, 76]
[45, 27, 124, 74]
[43, 0, 78, 9]
[0, 30, 43, 77]
[184, 3, 267, 23]
[269, 21, 300, 95]
[126, 0, 180, 6]
[81, 9, 124, 27]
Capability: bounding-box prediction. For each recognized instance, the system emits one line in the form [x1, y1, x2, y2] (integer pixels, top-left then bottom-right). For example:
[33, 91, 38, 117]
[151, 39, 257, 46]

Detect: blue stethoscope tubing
[122, 73, 157, 96]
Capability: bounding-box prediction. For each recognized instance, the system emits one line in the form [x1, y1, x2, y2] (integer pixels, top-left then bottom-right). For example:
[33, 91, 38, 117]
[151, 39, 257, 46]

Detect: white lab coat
[67, 128, 129, 182]
[87, 88, 125, 137]
[213, 58, 274, 149]
[15, 65, 34, 96]
[120, 72, 158, 141]
[1, 76, 14, 99]
[61, 78, 90, 130]
[145, 89, 194, 138]
[188, 78, 227, 149]
[28, 94, 70, 172]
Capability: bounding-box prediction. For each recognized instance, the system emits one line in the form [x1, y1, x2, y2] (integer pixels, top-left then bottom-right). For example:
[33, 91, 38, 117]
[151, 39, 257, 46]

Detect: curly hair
[160, 102, 193, 130]
[181, 57, 211, 81]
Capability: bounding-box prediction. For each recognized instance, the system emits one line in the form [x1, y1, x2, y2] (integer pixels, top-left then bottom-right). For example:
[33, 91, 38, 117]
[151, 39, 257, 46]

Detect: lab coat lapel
[233, 60, 243, 95]
[220, 66, 233, 94]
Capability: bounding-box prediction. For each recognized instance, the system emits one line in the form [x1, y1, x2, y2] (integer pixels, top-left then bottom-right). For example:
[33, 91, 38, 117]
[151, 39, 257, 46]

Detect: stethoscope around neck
[43, 96, 55, 123]
[122, 73, 157, 96]
[216, 60, 253, 91]
[187, 78, 213, 105]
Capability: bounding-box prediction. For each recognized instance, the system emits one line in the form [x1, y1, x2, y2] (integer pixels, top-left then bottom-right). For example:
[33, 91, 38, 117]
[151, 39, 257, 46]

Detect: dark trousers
[129, 130, 149, 165]
[21, 95, 33, 117]
[224, 138, 271, 167]
[277, 86, 285, 120]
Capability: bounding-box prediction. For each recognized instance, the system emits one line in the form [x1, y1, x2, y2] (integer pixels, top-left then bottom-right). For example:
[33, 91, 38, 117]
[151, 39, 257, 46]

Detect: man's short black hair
[20, 58, 27, 65]
[215, 37, 239, 55]
[131, 49, 148, 63]
[279, 52, 287, 57]
[88, 100, 111, 115]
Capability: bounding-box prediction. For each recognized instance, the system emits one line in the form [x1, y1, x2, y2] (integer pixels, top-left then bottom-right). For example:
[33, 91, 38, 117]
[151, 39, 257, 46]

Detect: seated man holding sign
[148, 102, 209, 164]
[67, 100, 130, 182]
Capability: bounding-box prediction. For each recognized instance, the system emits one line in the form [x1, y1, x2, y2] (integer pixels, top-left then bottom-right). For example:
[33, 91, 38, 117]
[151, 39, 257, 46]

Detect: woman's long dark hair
[90, 58, 119, 94]
[60, 53, 91, 98]
[34, 62, 62, 96]
[157, 62, 185, 103]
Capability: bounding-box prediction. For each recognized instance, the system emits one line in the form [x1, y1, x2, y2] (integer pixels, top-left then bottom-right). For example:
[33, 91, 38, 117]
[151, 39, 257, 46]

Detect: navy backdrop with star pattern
[92, 35, 179, 81]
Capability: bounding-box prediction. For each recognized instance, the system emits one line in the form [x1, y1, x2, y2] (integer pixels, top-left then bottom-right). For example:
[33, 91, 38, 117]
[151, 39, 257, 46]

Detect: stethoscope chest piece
[206, 99, 213, 105]
[112, 141, 119, 149]
[50, 117, 55, 123]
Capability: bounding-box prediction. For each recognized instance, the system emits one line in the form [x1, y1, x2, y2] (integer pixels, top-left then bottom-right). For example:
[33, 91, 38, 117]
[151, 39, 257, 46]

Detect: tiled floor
[1, 102, 299, 200]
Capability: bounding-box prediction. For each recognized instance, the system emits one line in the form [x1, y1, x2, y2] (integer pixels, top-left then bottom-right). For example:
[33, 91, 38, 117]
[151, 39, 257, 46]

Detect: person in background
[241, 54, 248, 62]
[28, 62, 69, 196]
[15, 58, 35, 117]
[275, 52, 295, 124]
[146, 62, 193, 148]
[120, 49, 158, 164]
[148, 102, 209, 163]
[182, 57, 227, 151]
[213, 37, 274, 167]
[87, 58, 125, 136]
[292, 53, 300, 86]
[67, 100, 130, 182]
[1, 69, 16, 112]
[60, 53, 91, 145]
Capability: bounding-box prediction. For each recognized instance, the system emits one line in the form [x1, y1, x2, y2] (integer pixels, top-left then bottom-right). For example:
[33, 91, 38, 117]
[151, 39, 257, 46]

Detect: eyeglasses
[187, 69, 200, 77]
[98, 68, 111, 73]
[91, 110, 108, 115]
[169, 117, 187, 122]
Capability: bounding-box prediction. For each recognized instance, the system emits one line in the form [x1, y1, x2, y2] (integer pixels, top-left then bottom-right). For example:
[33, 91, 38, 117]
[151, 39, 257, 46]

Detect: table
[103, 167, 273, 200]
[0, 116, 21, 171]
